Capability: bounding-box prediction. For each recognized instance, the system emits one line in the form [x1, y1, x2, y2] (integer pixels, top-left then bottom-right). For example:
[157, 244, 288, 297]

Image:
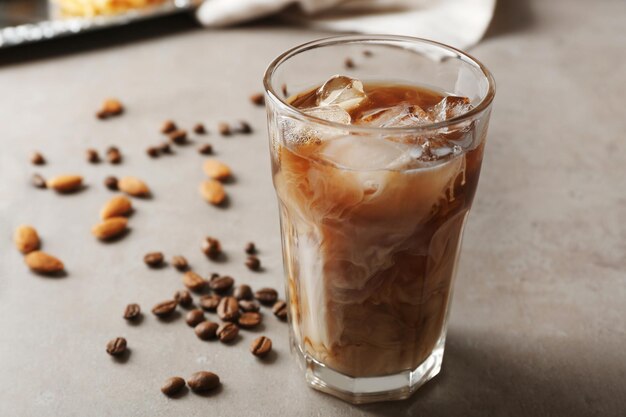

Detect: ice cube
[318, 135, 409, 171]
[429, 96, 472, 122]
[304, 105, 351, 124]
[316, 75, 366, 111]
[358, 104, 432, 128]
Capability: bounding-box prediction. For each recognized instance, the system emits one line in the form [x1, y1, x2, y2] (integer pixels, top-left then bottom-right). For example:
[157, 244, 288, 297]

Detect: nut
[100, 195, 132, 220]
[118, 176, 150, 197]
[91, 217, 128, 240]
[24, 251, 64, 274]
[202, 160, 231, 181]
[46, 175, 83, 193]
[14, 225, 40, 254]
[199, 180, 226, 205]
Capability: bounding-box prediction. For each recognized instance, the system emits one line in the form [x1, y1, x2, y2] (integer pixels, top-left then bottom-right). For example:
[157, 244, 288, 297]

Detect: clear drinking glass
[263, 35, 495, 404]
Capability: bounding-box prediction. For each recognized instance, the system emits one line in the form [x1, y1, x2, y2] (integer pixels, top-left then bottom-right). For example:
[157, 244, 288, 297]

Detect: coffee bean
[238, 312, 262, 329]
[239, 299, 260, 313]
[234, 121, 252, 134]
[209, 275, 234, 293]
[244, 242, 256, 255]
[217, 296, 240, 322]
[198, 143, 213, 155]
[272, 300, 288, 321]
[159, 142, 172, 154]
[31, 151, 45, 165]
[195, 321, 219, 340]
[234, 284, 253, 300]
[169, 129, 187, 145]
[86, 149, 100, 163]
[104, 176, 118, 190]
[216, 322, 239, 343]
[182, 271, 206, 292]
[217, 122, 231, 136]
[123, 303, 141, 320]
[161, 377, 185, 396]
[161, 120, 177, 134]
[199, 294, 221, 312]
[245, 255, 261, 271]
[152, 300, 177, 317]
[146, 147, 160, 158]
[174, 290, 193, 307]
[187, 371, 220, 392]
[171, 255, 189, 271]
[201, 237, 222, 260]
[250, 336, 272, 358]
[107, 149, 122, 164]
[345, 57, 355, 69]
[250, 93, 264, 106]
[185, 309, 205, 327]
[32, 174, 47, 189]
[106, 337, 127, 356]
[144, 252, 164, 268]
[193, 123, 206, 134]
[363, 49, 373, 57]
[255, 288, 278, 305]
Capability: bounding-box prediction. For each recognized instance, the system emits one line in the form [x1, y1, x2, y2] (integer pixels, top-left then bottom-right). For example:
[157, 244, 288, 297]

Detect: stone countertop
[1, 0, 625, 416]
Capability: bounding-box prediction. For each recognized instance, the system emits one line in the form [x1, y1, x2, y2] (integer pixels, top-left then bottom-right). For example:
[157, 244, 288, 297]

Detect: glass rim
[263, 34, 496, 135]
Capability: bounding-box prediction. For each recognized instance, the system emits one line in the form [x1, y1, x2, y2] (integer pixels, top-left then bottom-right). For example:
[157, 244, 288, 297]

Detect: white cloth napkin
[196, 0, 496, 49]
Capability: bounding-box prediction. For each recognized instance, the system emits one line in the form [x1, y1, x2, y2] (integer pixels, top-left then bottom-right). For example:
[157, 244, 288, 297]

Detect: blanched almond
[14, 225, 40, 254]
[100, 195, 132, 220]
[92, 217, 128, 240]
[199, 180, 226, 205]
[183, 271, 206, 292]
[24, 251, 64, 273]
[118, 176, 150, 197]
[47, 175, 83, 193]
[202, 160, 231, 181]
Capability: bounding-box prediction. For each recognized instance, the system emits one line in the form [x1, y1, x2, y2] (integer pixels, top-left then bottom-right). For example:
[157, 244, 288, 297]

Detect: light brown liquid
[272, 82, 485, 377]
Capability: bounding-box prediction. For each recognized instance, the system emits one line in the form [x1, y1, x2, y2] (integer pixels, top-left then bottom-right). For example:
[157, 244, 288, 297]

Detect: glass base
[293, 336, 445, 404]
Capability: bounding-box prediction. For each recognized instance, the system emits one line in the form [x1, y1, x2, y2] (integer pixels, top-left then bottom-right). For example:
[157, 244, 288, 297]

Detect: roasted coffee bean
[31, 151, 45, 165]
[183, 271, 206, 292]
[198, 143, 213, 155]
[186, 309, 205, 327]
[152, 300, 177, 317]
[255, 288, 278, 305]
[169, 129, 187, 145]
[106, 147, 122, 164]
[250, 336, 272, 358]
[161, 376, 185, 396]
[239, 299, 260, 313]
[195, 321, 219, 340]
[104, 176, 118, 190]
[159, 142, 172, 154]
[199, 294, 221, 312]
[216, 322, 239, 343]
[171, 255, 189, 271]
[238, 312, 262, 329]
[273, 300, 288, 321]
[32, 174, 47, 189]
[106, 337, 127, 356]
[234, 121, 252, 134]
[174, 290, 193, 307]
[245, 255, 261, 271]
[144, 252, 164, 268]
[244, 242, 256, 255]
[86, 148, 100, 163]
[250, 93, 264, 106]
[234, 284, 253, 301]
[217, 122, 231, 136]
[161, 120, 177, 134]
[193, 123, 206, 134]
[201, 237, 222, 260]
[209, 275, 234, 293]
[344, 58, 355, 69]
[217, 296, 240, 322]
[146, 147, 160, 158]
[187, 371, 220, 392]
[123, 303, 141, 320]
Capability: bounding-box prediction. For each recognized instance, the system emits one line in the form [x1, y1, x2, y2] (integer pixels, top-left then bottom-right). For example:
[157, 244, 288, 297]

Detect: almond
[183, 271, 206, 292]
[100, 195, 132, 220]
[92, 217, 128, 240]
[199, 180, 226, 205]
[118, 176, 150, 197]
[202, 160, 231, 181]
[14, 225, 40, 254]
[47, 175, 83, 193]
[24, 251, 64, 273]
[102, 98, 123, 115]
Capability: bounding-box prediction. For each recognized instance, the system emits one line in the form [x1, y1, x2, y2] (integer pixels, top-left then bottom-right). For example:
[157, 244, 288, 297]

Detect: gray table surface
[1, 0, 625, 416]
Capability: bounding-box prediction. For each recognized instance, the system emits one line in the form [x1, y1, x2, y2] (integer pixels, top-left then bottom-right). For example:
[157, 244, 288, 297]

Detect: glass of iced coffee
[263, 35, 495, 404]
